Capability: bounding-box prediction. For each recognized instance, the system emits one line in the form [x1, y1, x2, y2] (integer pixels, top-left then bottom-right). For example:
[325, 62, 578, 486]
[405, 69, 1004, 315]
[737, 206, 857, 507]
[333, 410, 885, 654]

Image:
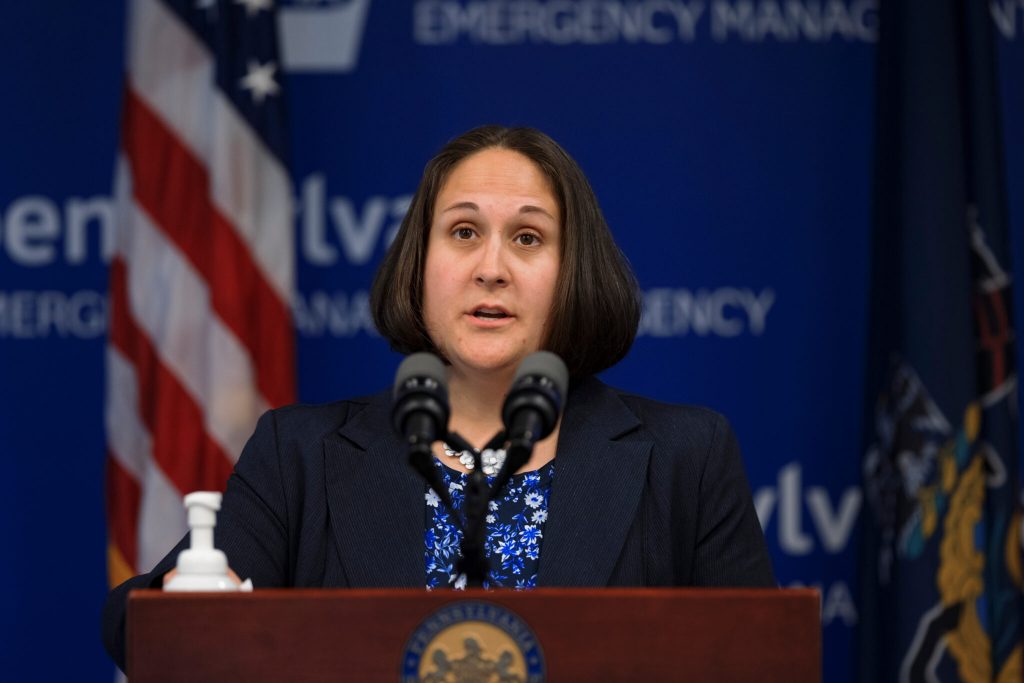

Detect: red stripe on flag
[109, 257, 235, 494]
[105, 452, 141, 574]
[122, 88, 295, 407]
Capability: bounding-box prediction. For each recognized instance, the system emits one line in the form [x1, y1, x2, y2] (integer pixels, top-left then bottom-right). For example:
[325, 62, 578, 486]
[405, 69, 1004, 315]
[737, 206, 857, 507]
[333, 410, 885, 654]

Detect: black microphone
[392, 353, 454, 511]
[491, 351, 569, 497]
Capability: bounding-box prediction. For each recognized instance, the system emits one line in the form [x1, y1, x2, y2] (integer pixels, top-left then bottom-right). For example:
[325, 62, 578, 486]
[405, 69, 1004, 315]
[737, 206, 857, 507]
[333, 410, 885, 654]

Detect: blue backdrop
[2, 1, 1023, 681]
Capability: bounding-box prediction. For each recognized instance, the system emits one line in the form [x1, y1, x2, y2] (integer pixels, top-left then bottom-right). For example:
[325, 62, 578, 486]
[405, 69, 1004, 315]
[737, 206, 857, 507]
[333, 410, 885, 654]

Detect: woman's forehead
[434, 148, 559, 218]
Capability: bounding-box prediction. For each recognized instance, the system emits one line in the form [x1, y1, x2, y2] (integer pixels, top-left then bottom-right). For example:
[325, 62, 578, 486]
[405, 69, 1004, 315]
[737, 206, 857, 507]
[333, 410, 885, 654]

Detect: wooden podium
[127, 588, 820, 682]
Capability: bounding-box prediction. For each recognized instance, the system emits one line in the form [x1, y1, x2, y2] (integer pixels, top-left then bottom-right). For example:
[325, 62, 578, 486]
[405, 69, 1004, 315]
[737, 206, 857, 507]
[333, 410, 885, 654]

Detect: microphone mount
[449, 430, 507, 588]
[393, 351, 567, 589]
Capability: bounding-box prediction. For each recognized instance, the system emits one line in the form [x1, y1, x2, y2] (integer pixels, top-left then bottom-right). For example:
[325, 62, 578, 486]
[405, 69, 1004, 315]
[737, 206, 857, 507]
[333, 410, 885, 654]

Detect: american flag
[105, 0, 294, 589]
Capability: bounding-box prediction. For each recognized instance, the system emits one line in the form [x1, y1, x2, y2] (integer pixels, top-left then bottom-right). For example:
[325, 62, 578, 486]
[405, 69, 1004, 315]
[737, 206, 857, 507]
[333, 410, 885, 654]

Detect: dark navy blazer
[102, 377, 775, 671]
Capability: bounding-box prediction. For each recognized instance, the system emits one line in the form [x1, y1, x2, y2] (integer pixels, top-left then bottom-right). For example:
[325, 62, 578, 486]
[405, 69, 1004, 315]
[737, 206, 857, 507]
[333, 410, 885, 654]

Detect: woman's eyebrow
[440, 201, 479, 213]
[440, 201, 554, 220]
[519, 205, 555, 220]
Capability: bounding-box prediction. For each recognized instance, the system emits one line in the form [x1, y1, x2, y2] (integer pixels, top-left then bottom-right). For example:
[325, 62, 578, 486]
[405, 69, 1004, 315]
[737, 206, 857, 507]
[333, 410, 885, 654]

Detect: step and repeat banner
[2, 1, 1023, 681]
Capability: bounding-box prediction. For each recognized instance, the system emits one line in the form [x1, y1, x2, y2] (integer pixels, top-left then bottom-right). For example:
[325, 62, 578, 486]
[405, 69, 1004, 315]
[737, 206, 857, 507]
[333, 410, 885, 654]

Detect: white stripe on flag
[106, 345, 153, 482]
[127, 0, 294, 304]
[127, 0, 213, 159]
[116, 157, 269, 461]
[106, 345, 189, 573]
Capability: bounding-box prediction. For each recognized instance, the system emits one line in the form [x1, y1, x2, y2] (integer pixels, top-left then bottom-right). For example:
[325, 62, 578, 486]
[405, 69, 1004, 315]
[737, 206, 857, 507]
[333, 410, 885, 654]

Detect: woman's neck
[445, 369, 512, 449]
[442, 367, 561, 474]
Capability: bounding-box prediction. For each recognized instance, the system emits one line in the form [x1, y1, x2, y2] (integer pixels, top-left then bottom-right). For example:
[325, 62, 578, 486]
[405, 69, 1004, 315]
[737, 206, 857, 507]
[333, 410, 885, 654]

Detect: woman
[102, 126, 774, 671]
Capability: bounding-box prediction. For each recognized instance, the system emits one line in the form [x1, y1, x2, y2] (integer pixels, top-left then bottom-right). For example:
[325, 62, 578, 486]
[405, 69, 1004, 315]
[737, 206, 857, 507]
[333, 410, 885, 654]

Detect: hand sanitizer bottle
[164, 492, 247, 592]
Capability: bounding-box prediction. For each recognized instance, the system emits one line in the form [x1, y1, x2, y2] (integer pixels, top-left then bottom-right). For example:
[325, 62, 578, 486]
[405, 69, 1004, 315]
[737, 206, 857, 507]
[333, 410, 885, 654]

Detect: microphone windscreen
[394, 352, 448, 396]
[513, 351, 569, 400]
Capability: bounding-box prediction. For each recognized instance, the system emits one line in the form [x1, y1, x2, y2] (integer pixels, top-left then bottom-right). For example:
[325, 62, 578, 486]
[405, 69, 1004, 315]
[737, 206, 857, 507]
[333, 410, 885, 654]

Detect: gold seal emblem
[402, 602, 544, 682]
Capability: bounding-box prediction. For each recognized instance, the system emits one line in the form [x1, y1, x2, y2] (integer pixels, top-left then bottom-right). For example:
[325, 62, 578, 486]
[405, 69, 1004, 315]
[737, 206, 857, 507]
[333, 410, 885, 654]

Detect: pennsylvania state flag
[860, 1, 1024, 682]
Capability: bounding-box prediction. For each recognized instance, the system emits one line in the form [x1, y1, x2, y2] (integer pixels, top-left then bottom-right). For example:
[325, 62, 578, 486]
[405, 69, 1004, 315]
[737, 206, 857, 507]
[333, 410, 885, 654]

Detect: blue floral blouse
[425, 459, 555, 589]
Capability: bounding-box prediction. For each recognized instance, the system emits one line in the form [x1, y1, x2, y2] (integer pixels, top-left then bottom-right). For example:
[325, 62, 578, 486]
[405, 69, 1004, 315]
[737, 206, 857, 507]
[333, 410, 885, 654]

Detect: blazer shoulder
[609, 387, 731, 442]
[263, 388, 389, 443]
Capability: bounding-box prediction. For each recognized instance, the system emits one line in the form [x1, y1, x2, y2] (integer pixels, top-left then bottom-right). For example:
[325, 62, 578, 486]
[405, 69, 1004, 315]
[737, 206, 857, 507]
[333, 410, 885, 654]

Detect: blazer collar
[324, 392, 424, 587]
[322, 377, 651, 588]
[537, 376, 652, 586]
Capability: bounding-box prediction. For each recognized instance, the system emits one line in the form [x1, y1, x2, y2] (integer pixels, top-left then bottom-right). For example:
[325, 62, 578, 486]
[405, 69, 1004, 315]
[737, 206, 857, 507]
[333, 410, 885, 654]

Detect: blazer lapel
[323, 393, 424, 587]
[538, 378, 652, 586]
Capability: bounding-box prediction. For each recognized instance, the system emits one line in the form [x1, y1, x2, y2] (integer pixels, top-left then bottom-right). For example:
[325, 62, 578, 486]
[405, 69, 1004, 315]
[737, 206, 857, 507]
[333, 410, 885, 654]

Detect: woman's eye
[516, 233, 540, 246]
[454, 226, 475, 240]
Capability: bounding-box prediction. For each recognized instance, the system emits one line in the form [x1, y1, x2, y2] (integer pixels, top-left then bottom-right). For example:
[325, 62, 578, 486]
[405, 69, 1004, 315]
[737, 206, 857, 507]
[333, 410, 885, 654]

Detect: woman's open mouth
[473, 308, 509, 319]
[469, 306, 513, 323]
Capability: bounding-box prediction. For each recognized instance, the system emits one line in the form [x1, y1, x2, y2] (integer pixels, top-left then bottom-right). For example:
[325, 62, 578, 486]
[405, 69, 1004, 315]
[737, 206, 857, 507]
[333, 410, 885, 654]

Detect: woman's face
[422, 147, 561, 380]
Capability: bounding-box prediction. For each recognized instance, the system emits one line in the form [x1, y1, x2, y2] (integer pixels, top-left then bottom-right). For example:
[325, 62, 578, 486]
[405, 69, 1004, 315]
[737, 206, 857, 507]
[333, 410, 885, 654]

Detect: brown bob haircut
[370, 125, 641, 379]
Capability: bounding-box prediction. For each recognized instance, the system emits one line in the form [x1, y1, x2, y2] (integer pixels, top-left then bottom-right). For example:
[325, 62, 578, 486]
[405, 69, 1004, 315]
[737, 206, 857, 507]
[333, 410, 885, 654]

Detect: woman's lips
[465, 309, 514, 327]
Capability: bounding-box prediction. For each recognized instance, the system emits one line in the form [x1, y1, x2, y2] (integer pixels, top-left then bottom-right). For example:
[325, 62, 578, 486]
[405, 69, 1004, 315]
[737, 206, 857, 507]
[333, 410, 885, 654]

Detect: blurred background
[1, 1, 1022, 681]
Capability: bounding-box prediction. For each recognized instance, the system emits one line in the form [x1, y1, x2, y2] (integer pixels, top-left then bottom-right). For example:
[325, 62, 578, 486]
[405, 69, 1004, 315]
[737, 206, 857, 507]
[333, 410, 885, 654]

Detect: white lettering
[385, 196, 413, 248]
[711, 0, 756, 40]
[69, 290, 108, 337]
[757, 1, 793, 40]
[1, 291, 34, 338]
[785, 0, 822, 40]
[544, 1, 580, 44]
[414, 1, 453, 44]
[292, 289, 378, 337]
[636, 2, 673, 44]
[787, 580, 858, 626]
[710, 0, 878, 42]
[300, 174, 336, 265]
[5, 196, 60, 266]
[849, 0, 879, 41]
[1, 194, 115, 267]
[821, 0, 854, 39]
[821, 579, 858, 625]
[778, 462, 814, 554]
[739, 287, 774, 335]
[638, 287, 775, 337]
[806, 485, 862, 552]
[297, 174, 413, 267]
[576, 2, 619, 43]
[35, 291, 67, 337]
[331, 196, 389, 265]
[668, 0, 706, 39]
[65, 197, 114, 264]
[754, 462, 863, 555]
[414, 0, 721, 45]
[709, 288, 743, 336]
[0, 289, 108, 339]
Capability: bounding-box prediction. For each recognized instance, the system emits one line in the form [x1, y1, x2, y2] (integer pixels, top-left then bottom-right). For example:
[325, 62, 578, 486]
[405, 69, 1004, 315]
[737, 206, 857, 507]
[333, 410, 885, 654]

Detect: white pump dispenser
[163, 492, 251, 592]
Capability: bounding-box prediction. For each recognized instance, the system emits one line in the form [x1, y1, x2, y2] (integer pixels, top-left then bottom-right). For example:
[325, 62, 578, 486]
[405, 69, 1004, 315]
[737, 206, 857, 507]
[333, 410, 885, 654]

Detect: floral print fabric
[425, 459, 554, 589]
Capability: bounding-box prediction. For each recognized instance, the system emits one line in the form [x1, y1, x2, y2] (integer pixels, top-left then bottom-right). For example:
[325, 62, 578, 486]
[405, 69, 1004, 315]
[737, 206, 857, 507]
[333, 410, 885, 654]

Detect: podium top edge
[129, 586, 819, 602]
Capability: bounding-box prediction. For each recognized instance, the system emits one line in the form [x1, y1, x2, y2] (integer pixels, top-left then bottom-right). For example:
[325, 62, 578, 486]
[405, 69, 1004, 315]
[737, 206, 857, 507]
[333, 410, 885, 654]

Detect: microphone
[491, 351, 569, 497]
[392, 352, 454, 510]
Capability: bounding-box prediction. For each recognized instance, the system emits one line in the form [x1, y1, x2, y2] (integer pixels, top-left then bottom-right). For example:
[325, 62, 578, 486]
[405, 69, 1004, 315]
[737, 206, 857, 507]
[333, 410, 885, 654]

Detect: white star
[239, 60, 280, 104]
[234, 0, 272, 16]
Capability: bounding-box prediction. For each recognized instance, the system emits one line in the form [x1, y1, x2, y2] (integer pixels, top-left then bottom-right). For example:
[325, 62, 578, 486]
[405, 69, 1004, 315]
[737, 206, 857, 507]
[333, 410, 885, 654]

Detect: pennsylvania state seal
[401, 601, 545, 683]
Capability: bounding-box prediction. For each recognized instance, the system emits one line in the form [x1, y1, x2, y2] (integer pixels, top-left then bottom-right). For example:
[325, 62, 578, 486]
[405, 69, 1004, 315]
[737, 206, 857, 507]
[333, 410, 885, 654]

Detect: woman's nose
[473, 237, 509, 286]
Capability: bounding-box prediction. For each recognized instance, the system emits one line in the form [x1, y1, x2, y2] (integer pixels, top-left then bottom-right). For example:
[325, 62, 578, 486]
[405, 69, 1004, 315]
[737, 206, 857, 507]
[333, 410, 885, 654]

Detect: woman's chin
[449, 349, 529, 379]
